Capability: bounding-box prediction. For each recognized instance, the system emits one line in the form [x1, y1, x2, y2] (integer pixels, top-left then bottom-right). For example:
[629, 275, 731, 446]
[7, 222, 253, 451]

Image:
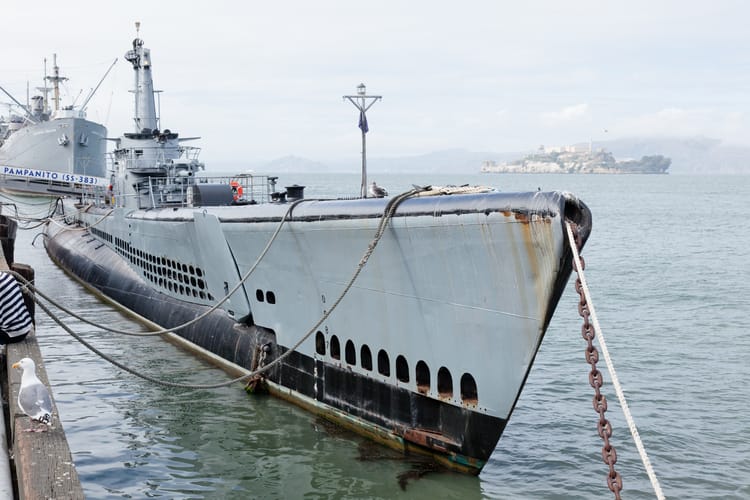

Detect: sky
[3, 0, 750, 169]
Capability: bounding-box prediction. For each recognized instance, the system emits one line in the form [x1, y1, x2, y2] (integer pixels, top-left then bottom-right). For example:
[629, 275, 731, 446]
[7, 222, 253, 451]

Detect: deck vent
[416, 361, 430, 395]
[360, 345, 373, 371]
[438, 367, 453, 399]
[377, 350, 390, 376]
[396, 355, 409, 383]
[345, 340, 356, 365]
[461, 373, 478, 406]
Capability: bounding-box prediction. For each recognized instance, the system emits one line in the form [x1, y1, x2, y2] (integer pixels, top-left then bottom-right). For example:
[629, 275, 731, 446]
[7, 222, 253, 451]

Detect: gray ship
[0, 55, 108, 196]
[44, 28, 592, 474]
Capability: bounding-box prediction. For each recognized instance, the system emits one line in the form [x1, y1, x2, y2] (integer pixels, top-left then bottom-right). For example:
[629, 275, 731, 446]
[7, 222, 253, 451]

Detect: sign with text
[1, 165, 108, 186]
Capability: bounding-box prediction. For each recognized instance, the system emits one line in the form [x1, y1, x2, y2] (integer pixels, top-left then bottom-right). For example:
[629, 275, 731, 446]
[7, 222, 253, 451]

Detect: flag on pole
[358, 110, 369, 134]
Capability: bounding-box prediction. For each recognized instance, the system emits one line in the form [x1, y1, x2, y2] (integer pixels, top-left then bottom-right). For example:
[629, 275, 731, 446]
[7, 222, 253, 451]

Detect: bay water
[6, 173, 749, 499]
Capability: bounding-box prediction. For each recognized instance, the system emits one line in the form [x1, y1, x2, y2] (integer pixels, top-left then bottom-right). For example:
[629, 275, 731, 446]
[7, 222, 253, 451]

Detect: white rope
[565, 222, 665, 500]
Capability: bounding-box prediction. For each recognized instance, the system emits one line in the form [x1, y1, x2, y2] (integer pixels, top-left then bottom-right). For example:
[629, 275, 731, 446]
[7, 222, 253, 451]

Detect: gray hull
[45, 189, 591, 473]
[0, 116, 107, 195]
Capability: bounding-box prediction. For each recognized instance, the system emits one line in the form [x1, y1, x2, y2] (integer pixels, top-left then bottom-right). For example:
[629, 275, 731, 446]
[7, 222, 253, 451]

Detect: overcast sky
[3, 1, 749, 168]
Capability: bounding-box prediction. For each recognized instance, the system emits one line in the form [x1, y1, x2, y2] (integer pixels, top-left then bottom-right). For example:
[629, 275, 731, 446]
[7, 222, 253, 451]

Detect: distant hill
[209, 155, 332, 175]
[591, 136, 750, 174]
[362, 149, 522, 174]
[208, 137, 750, 175]
[360, 138, 750, 174]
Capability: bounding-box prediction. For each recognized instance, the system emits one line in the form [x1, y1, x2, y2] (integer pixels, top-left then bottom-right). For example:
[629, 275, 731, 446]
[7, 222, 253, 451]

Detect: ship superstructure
[0, 54, 108, 195]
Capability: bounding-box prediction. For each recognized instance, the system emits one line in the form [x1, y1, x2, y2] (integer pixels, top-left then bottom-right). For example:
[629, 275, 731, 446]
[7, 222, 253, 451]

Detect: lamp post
[343, 83, 381, 198]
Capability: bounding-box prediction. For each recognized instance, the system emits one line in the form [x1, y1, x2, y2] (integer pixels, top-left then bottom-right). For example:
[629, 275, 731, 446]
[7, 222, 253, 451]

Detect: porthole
[438, 367, 453, 398]
[396, 355, 409, 383]
[378, 350, 390, 376]
[345, 340, 356, 365]
[461, 373, 478, 405]
[360, 345, 372, 371]
[416, 361, 430, 394]
[256, 289, 264, 302]
[330, 336, 341, 360]
[266, 291, 276, 304]
[315, 331, 326, 355]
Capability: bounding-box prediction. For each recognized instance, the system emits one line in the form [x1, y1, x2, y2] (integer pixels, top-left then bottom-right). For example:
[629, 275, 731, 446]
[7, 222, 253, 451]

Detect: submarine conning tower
[123, 23, 157, 134]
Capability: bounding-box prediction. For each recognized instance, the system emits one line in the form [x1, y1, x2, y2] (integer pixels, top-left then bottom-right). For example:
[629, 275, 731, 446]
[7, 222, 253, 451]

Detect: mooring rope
[33, 199, 306, 337]
[45, 205, 115, 231]
[1, 197, 72, 227]
[19, 188, 422, 389]
[565, 222, 665, 500]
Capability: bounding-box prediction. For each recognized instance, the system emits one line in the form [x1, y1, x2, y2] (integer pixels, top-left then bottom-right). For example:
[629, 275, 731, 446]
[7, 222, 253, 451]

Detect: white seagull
[368, 181, 388, 198]
[12, 358, 53, 432]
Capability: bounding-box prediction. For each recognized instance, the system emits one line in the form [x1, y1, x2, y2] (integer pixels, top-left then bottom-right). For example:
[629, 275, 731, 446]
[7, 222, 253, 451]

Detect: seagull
[369, 181, 388, 198]
[12, 358, 53, 432]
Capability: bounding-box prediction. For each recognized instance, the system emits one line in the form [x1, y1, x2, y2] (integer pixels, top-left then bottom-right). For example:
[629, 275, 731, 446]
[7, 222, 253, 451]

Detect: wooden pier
[0, 214, 84, 499]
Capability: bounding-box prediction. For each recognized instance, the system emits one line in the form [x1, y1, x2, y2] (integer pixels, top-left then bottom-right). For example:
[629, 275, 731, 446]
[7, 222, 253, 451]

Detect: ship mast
[344, 83, 381, 198]
[45, 54, 68, 112]
[124, 21, 158, 133]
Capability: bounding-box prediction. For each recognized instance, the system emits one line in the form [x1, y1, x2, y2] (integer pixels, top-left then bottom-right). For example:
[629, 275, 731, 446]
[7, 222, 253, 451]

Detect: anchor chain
[245, 342, 271, 394]
[570, 223, 623, 499]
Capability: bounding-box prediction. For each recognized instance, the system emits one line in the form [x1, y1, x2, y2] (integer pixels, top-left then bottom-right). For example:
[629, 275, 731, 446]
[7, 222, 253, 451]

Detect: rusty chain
[570, 223, 624, 499]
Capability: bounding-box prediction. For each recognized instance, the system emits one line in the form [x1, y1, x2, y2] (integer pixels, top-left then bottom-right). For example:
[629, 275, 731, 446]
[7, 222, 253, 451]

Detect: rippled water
[6, 173, 749, 499]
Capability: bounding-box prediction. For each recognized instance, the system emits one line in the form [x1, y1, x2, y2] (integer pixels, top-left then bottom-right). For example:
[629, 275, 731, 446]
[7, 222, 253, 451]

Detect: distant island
[481, 145, 671, 174]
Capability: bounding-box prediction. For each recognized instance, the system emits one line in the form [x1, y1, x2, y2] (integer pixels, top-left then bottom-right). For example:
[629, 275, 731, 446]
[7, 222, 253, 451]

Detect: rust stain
[462, 397, 478, 408]
[514, 212, 530, 223]
[399, 427, 461, 454]
[520, 214, 558, 319]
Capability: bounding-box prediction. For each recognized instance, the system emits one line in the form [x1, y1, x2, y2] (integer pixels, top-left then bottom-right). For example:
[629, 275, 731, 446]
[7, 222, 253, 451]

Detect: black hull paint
[45, 225, 506, 472]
